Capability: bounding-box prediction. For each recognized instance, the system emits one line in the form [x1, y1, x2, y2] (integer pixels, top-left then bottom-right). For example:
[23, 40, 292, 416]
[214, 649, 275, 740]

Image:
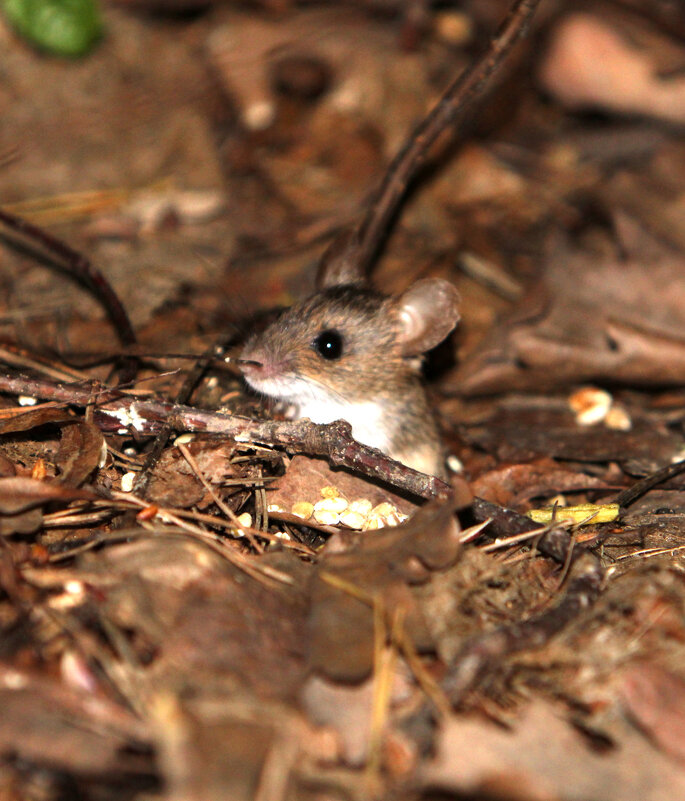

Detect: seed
[291, 501, 314, 520]
[340, 511, 366, 529]
[568, 387, 612, 426]
[313, 508, 340, 526]
[349, 499, 373, 515]
[605, 404, 632, 431]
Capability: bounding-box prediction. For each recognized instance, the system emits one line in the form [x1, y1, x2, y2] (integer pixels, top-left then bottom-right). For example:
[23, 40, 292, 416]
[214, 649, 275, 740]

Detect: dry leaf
[307, 496, 461, 681]
[424, 700, 685, 800]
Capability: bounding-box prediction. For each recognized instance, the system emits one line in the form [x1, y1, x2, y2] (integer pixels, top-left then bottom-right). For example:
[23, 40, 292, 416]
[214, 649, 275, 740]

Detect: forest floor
[2, 1, 685, 799]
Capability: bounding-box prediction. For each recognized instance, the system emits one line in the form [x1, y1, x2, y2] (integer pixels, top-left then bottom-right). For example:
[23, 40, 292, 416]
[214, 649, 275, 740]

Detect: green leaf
[2, 0, 102, 57]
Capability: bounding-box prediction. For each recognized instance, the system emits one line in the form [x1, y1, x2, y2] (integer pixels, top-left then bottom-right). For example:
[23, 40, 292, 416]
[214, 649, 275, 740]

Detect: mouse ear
[393, 278, 460, 356]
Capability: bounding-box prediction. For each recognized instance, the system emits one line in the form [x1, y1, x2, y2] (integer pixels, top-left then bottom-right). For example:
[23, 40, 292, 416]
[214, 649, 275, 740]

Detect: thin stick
[0, 207, 137, 347]
[0, 371, 456, 499]
[613, 459, 685, 510]
[321, 0, 543, 280]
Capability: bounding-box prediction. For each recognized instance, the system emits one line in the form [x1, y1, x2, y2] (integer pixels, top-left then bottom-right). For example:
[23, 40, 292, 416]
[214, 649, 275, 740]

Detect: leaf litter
[2, 1, 685, 800]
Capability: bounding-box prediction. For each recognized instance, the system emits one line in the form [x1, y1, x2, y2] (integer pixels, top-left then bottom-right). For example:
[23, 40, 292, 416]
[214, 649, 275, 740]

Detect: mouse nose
[237, 357, 263, 370]
[240, 347, 278, 381]
[239, 355, 262, 374]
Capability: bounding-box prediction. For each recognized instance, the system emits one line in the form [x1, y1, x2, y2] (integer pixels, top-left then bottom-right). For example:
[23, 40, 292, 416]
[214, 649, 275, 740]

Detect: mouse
[240, 273, 460, 479]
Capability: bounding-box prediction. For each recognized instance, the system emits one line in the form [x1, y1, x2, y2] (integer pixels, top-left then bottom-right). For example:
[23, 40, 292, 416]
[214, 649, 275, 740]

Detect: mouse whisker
[299, 375, 351, 408]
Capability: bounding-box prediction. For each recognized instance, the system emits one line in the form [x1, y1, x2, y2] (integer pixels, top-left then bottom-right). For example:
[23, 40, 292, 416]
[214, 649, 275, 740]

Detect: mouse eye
[313, 329, 343, 360]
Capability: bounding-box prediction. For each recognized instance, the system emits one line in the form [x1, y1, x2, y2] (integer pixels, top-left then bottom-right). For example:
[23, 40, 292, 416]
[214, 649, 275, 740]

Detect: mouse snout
[240, 346, 285, 383]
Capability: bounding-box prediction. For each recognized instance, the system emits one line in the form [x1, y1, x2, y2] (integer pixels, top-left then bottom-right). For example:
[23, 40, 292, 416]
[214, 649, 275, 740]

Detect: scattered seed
[314, 496, 348, 515]
[385, 510, 408, 526]
[291, 501, 314, 520]
[371, 502, 396, 517]
[98, 440, 108, 469]
[569, 386, 612, 426]
[605, 404, 632, 431]
[349, 498, 373, 515]
[313, 508, 341, 526]
[446, 454, 464, 473]
[363, 514, 384, 531]
[340, 510, 366, 529]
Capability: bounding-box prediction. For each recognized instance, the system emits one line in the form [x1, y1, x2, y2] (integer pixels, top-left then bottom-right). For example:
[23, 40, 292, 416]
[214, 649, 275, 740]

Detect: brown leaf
[147, 442, 237, 508]
[538, 13, 685, 124]
[452, 232, 685, 395]
[0, 506, 43, 537]
[0, 476, 94, 514]
[267, 454, 418, 518]
[0, 407, 73, 434]
[152, 701, 283, 801]
[55, 420, 104, 486]
[163, 553, 309, 700]
[307, 495, 461, 681]
[620, 662, 685, 764]
[424, 700, 685, 800]
[0, 667, 150, 775]
[76, 538, 311, 700]
[462, 404, 679, 467]
[0, 452, 17, 477]
[300, 674, 375, 765]
[471, 457, 610, 507]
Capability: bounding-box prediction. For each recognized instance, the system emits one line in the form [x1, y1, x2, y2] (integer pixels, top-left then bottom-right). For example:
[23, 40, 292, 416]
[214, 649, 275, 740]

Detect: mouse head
[241, 278, 460, 405]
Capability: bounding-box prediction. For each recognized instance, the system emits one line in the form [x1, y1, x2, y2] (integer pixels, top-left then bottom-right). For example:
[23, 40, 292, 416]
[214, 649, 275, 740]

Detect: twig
[319, 0, 543, 282]
[613, 459, 685, 511]
[0, 208, 136, 347]
[0, 207, 138, 381]
[0, 372, 453, 500]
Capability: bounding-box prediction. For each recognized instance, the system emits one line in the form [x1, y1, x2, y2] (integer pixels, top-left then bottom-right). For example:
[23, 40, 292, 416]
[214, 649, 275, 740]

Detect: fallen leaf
[539, 14, 685, 124]
[452, 231, 685, 395]
[461, 404, 679, 467]
[0, 407, 73, 434]
[620, 662, 685, 764]
[0, 477, 94, 515]
[424, 700, 685, 800]
[0, 667, 150, 775]
[471, 457, 610, 507]
[267, 454, 418, 519]
[55, 420, 104, 486]
[307, 495, 461, 681]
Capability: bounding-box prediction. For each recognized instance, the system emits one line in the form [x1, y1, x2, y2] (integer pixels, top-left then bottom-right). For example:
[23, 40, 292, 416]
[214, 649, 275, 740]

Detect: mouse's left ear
[393, 278, 460, 356]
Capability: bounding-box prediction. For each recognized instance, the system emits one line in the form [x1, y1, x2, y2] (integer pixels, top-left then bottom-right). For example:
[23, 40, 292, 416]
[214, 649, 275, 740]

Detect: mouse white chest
[295, 398, 393, 455]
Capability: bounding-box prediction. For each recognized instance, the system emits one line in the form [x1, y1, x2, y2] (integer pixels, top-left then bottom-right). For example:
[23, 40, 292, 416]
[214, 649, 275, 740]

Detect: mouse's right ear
[393, 278, 460, 356]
